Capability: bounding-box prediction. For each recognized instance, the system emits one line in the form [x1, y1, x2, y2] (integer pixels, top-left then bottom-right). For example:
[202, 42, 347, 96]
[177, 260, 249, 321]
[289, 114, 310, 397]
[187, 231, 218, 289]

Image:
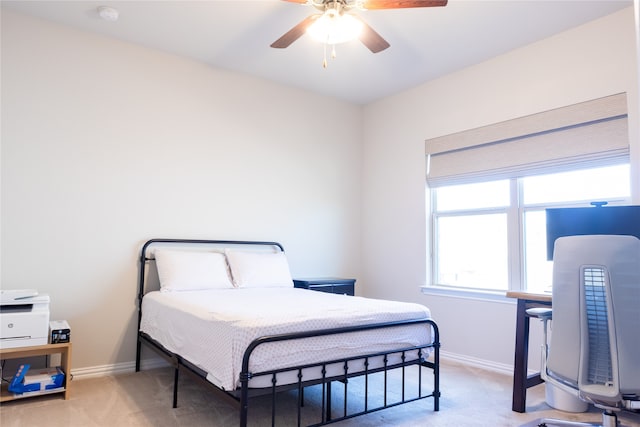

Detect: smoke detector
[97, 6, 119, 22]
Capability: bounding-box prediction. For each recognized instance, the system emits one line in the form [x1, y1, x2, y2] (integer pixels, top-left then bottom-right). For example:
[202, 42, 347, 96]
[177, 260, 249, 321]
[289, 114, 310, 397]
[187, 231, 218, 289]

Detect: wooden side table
[293, 278, 356, 296]
[0, 342, 72, 402]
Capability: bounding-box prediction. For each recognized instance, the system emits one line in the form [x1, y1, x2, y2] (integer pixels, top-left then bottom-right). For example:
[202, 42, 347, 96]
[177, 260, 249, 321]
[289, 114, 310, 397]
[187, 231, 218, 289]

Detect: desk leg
[512, 299, 529, 413]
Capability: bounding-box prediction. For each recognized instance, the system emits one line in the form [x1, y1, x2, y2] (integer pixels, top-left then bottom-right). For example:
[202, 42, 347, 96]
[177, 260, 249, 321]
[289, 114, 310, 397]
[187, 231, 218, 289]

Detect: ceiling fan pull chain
[323, 42, 328, 68]
[321, 41, 338, 68]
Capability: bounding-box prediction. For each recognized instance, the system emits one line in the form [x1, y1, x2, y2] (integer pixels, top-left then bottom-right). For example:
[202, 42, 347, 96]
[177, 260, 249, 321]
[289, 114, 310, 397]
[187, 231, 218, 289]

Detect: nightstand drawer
[293, 278, 355, 296]
[331, 284, 354, 295]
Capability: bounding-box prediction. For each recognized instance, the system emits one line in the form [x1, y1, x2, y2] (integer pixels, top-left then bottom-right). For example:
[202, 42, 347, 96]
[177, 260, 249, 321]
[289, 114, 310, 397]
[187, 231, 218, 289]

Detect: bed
[135, 239, 440, 426]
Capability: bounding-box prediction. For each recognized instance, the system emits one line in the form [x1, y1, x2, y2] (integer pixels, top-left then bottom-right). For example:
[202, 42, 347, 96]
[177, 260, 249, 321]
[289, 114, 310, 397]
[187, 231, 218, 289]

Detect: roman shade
[425, 93, 629, 187]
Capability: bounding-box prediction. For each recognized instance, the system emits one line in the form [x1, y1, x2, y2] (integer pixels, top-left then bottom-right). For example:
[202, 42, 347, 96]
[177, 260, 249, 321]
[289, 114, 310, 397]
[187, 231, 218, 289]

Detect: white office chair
[536, 235, 640, 427]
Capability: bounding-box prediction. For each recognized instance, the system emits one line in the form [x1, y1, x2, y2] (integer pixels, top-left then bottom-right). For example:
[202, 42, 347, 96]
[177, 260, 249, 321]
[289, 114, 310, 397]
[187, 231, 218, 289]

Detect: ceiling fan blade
[363, 0, 448, 9]
[358, 18, 390, 53]
[271, 15, 319, 49]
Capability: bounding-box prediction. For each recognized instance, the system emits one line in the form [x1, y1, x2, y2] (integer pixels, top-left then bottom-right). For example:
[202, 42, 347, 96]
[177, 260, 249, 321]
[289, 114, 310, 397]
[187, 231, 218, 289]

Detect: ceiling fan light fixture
[307, 11, 363, 45]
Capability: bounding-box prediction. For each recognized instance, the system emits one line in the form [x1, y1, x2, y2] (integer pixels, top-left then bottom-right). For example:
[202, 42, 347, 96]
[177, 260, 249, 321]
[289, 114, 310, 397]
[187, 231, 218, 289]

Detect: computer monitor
[545, 205, 640, 260]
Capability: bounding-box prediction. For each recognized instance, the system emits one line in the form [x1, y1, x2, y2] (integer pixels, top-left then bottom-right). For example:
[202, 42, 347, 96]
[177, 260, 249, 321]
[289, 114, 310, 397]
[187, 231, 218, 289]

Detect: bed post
[431, 320, 440, 411]
[173, 366, 179, 408]
[136, 239, 155, 372]
[239, 371, 250, 427]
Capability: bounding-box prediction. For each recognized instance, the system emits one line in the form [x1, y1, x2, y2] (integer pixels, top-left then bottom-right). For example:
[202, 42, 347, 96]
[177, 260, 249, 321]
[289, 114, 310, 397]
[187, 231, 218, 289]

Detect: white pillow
[225, 249, 293, 288]
[154, 249, 234, 292]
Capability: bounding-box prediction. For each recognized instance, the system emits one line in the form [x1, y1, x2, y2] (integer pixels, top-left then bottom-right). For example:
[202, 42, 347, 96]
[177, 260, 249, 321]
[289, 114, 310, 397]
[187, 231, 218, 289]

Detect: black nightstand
[293, 278, 356, 296]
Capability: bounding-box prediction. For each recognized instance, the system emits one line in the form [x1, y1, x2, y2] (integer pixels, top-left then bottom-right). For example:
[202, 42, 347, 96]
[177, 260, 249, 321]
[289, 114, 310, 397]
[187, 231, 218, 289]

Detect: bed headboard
[136, 238, 285, 328]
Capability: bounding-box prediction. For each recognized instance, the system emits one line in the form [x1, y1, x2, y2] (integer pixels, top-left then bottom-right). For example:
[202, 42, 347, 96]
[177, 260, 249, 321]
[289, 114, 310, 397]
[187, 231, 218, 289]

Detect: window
[433, 180, 509, 291]
[430, 164, 631, 293]
[425, 93, 631, 295]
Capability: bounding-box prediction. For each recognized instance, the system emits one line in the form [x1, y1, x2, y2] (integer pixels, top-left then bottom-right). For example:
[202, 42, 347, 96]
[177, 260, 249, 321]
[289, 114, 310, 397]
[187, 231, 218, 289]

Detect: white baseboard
[70, 357, 169, 380]
[441, 350, 542, 378]
[71, 352, 525, 381]
[439, 350, 514, 375]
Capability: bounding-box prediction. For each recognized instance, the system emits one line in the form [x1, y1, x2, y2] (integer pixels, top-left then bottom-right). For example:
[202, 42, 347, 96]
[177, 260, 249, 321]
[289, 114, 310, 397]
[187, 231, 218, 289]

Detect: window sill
[420, 285, 513, 304]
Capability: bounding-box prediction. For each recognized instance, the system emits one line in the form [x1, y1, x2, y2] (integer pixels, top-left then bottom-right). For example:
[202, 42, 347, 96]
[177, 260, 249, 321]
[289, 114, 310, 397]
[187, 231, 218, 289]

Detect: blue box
[8, 364, 65, 394]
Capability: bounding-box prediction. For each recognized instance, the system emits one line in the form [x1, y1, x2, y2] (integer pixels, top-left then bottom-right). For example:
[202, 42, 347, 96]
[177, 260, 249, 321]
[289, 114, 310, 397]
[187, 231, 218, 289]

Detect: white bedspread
[140, 287, 432, 390]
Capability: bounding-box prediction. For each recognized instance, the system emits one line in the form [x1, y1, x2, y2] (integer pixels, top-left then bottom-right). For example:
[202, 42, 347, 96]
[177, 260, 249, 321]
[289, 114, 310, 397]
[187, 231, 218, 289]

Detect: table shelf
[0, 342, 72, 402]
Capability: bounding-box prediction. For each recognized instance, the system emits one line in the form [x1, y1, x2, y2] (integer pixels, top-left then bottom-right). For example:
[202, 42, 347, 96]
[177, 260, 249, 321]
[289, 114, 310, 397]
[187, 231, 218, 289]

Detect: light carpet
[1, 360, 639, 427]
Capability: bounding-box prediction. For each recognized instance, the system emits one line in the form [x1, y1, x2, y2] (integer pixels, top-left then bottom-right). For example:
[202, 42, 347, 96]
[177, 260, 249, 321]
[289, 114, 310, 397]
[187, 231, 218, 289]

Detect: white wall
[361, 7, 639, 369]
[2, 6, 638, 376]
[1, 10, 362, 371]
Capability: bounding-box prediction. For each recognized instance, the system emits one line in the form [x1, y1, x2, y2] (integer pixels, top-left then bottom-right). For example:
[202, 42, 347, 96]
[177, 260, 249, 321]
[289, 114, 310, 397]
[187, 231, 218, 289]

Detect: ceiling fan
[271, 0, 448, 55]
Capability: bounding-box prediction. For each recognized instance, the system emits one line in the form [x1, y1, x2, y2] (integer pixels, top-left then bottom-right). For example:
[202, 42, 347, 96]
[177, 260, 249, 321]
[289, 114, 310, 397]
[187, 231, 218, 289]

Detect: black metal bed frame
[135, 238, 440, 427]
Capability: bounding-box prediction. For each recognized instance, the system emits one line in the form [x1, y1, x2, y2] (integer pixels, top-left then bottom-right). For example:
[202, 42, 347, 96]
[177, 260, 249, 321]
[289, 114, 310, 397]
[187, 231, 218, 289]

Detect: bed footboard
[238, 318, 440, 427]
[139, 317, 439, 427]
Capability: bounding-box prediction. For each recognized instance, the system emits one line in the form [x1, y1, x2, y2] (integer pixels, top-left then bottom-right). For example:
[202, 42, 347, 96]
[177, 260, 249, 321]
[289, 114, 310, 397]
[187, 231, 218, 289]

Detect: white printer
[0, 290, 50, 349]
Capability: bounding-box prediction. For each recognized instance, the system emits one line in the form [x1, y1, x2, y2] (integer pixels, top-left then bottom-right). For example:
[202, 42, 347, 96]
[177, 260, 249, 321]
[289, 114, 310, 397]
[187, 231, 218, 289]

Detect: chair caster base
[536, 410, 618, 427]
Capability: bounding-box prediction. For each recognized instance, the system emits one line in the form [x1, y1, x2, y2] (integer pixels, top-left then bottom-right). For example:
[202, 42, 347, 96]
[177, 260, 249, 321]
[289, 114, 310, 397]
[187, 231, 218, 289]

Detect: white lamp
[306, 8, 363, 67]
[307, 10, 363, 45]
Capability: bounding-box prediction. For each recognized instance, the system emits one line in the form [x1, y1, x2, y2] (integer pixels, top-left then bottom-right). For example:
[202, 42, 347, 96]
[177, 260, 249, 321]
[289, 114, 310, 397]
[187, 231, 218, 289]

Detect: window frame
[428, 167, 631, 295]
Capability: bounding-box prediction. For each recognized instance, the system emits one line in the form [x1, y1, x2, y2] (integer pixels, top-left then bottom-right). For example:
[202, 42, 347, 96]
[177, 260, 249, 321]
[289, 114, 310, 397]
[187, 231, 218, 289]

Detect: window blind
[425, 93, 629, 187]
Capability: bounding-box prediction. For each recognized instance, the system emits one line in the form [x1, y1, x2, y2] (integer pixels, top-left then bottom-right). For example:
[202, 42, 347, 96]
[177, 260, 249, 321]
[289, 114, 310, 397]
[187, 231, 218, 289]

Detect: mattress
[140, 287, 432, 390]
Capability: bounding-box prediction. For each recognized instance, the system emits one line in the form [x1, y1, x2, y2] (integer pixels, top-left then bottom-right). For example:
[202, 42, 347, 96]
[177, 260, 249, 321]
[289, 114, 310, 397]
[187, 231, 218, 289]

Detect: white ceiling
[2, 0, 633, 104]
